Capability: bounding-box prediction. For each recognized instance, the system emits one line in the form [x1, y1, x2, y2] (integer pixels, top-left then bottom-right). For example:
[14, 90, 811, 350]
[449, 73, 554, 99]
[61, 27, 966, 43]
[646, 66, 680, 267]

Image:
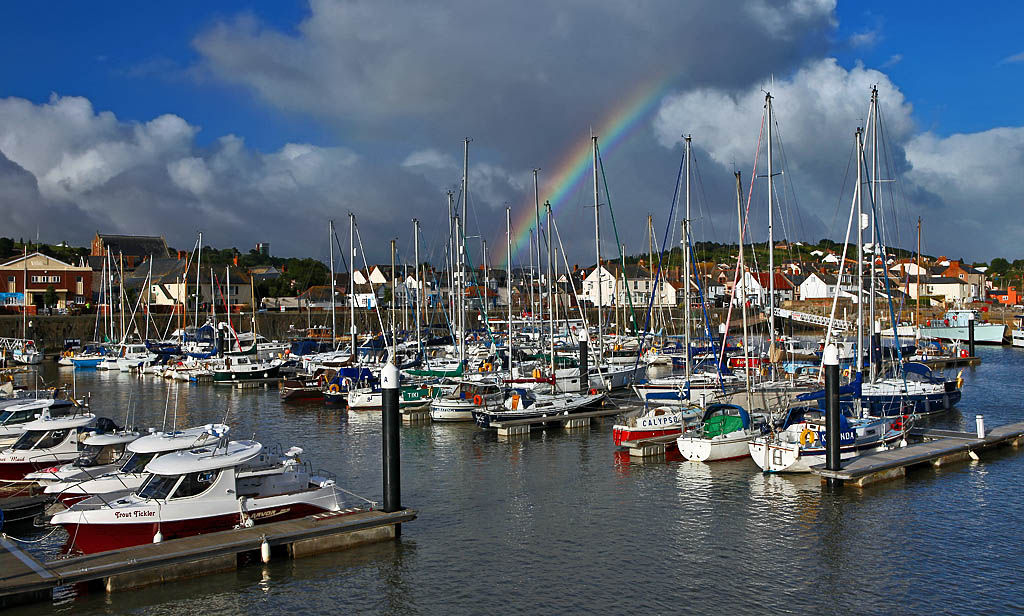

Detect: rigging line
[352, 225, 388, 342]
[690, 150, 720, 247]
[719, 104, 766, 365]
[771, 115, 809, 243]
[829, 142, 856, 242]
[596, 144, 640, 337]
[630, 141, 686, 376]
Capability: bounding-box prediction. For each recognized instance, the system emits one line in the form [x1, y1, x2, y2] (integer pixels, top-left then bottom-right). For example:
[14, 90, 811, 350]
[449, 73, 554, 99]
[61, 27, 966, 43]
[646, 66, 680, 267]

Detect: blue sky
[0, 1, 1021, 261]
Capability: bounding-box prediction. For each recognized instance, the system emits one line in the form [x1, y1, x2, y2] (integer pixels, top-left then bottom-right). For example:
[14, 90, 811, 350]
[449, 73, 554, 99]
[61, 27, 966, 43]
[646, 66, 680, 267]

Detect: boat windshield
[11, 429, 69, 451]
[73, 444, 106, 467]
[120, 451, 157, 473]
[0, 408, 35, 425]
[137, 474, 179, 500]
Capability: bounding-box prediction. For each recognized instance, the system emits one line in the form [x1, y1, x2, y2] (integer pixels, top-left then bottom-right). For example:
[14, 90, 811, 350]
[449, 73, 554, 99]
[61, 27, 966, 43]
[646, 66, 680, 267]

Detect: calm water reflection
[7, 344, 1024, 615]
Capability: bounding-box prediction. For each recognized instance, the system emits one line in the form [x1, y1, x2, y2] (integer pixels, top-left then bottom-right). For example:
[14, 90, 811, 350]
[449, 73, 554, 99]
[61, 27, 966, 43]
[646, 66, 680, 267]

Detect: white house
[577, 265, 617, 307]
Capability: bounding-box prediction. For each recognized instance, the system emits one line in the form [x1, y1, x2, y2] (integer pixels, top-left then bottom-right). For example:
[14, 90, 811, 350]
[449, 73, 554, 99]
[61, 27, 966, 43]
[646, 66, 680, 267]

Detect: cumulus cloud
[653, 57, 1024, 259]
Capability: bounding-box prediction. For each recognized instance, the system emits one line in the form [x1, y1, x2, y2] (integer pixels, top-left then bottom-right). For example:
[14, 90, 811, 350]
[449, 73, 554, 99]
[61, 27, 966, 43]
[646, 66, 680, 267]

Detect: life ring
[478, 365, 486, 373]
[328, 383, 340, 393]
[799, 428, 817, 446]
[532, 368, 542, 379]
[588, 388, 598, 395]
[891, 419, 903, 431]
[842, 368, 851, 378]
[473, 394, 484, 406]
[483, 362, 493, 372]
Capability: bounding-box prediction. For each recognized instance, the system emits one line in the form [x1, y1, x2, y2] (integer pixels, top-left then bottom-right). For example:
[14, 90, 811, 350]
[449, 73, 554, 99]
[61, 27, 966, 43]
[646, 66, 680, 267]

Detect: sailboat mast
[21, 246, 27, 342]
[349, 213, 357, 355]
[916, 217, 922, 329]
[506, 207, 514, 378]
[413, 218, 422, 355]
[869, 87, 879, 378]
[391, 238, 397, 344]
[330, 220, 336, 346]
[195, 232, 202, 328]
[855, 127, 865, 380]
[684, 135, 692, 380]
[592, 134, 603, 361]
[145, 256, 152, 340]
[766, 93, 776, 349]
[533, 168, 542, 324]
[546, 201, 555, 378]
[461, 138, 470, 364]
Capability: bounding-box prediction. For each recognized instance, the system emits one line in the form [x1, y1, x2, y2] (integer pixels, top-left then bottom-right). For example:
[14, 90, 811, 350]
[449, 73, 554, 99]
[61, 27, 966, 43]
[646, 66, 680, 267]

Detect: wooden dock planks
[0, 508, 415, 606]
[812, 421, 1024, 484]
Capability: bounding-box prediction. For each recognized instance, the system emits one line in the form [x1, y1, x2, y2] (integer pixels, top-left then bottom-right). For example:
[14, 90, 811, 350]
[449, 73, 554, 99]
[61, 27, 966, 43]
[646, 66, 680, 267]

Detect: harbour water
[7, 344, 1024, 615]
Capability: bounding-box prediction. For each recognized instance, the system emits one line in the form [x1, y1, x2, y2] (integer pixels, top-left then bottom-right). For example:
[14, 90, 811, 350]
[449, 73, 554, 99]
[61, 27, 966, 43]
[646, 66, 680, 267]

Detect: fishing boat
[347, 382, 433, 411]
[918, 309, 1006, 344]
[612, 403, 702, 446]
[115, 343, 157, 372]
[0, 397, 77, 447]
[676, 404, 767, 462]
[11, 340, 43, 366]
[747, 405, 902, 473]
[0, 412, 118, 481]
[1012, 314, 1024, 348]
[23, 430, 140, 486]
[44, 425, 227, 505]
[279, 372, 329, 402]
[44, 424, 229, 505]
[51, 437, 349, 554]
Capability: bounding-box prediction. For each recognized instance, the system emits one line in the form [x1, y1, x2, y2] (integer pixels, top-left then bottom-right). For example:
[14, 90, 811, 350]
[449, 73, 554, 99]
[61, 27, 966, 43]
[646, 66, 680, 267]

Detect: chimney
[233, 254, 239, 266]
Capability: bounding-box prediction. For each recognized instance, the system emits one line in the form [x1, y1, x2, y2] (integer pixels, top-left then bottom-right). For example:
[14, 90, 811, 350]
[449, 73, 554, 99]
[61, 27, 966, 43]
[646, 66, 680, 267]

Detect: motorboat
[0, 397, 78, 448]
[52, 437, 349, 554]
[210, 354, 282, 382]
[24, 430, 140, 486]
[44, 424, 229, 506]
[0, 412, 118, 481]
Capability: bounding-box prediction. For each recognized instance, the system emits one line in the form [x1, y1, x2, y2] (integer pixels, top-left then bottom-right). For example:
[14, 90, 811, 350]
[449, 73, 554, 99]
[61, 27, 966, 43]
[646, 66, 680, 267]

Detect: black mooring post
[578, 339, 589, 393]
[824, 344, 841, 477]
[968, 319, 976, 358]
[381, 362, 402, 534]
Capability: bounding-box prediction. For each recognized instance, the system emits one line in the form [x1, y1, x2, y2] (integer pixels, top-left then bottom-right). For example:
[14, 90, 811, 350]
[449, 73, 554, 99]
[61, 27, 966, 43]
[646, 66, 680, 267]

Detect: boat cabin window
[172, 470, 220, 499]
[12, 428, 69, 450]
[75, 443, 127, 467]
[120, 451, 157, 473]
[0, 408, 35, 425]
[138, 474, 179, 500]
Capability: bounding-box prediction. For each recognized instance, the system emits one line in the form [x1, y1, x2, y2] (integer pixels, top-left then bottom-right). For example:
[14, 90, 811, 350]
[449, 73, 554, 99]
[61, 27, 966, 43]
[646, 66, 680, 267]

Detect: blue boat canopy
[702, 403, 751, 429]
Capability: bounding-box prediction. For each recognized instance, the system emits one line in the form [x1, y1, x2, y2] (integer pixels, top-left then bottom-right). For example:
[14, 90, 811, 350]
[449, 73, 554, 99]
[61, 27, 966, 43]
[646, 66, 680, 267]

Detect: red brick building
[0, 252, 93, 311]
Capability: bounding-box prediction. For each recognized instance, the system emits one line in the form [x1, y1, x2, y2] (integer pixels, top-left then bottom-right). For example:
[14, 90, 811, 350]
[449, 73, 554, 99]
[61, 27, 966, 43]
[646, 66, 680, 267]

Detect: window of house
[49, 275, 60, 283]
[7, 276, 13, 282]
[77, 276, 83, 283]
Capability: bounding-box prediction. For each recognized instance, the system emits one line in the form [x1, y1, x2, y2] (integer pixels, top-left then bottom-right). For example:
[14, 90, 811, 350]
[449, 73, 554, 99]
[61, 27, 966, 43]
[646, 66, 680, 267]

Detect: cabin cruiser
[24, 430, 140, 486]
[44, 424, 229, 506]
[0, 397, 77, 448]
[0, 413, 118, 481]
[210, 354, 282, 382]
[52, 437, 348, 554]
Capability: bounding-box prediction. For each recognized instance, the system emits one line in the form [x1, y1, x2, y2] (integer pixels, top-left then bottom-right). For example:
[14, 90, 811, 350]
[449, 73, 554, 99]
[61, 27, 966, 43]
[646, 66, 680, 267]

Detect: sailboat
[677, 403, 768, 462]
[12, 248, 43, 365]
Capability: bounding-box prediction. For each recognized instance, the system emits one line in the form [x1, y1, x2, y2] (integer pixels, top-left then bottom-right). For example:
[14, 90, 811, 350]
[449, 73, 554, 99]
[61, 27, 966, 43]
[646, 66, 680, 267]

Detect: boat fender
[329, 383, 341, 393]
[532, 368, 542, 379]
[511, 394, 520, 410]
[153, 529, 163, 544]
[473, 394, 484, 406]
[589, 388, 598, 395]
[799, 427, 817, 446]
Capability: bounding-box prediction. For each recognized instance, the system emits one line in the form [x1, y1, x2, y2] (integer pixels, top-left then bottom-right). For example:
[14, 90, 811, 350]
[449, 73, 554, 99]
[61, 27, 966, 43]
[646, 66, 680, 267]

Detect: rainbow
[500, 76, 674, 266]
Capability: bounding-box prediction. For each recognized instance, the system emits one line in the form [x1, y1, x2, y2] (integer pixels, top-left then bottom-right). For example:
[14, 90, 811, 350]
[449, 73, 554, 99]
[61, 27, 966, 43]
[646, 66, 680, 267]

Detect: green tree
[0, 237, 13, 258]
[43, 285, 58, 308]
[990, 258, 1010, 275]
